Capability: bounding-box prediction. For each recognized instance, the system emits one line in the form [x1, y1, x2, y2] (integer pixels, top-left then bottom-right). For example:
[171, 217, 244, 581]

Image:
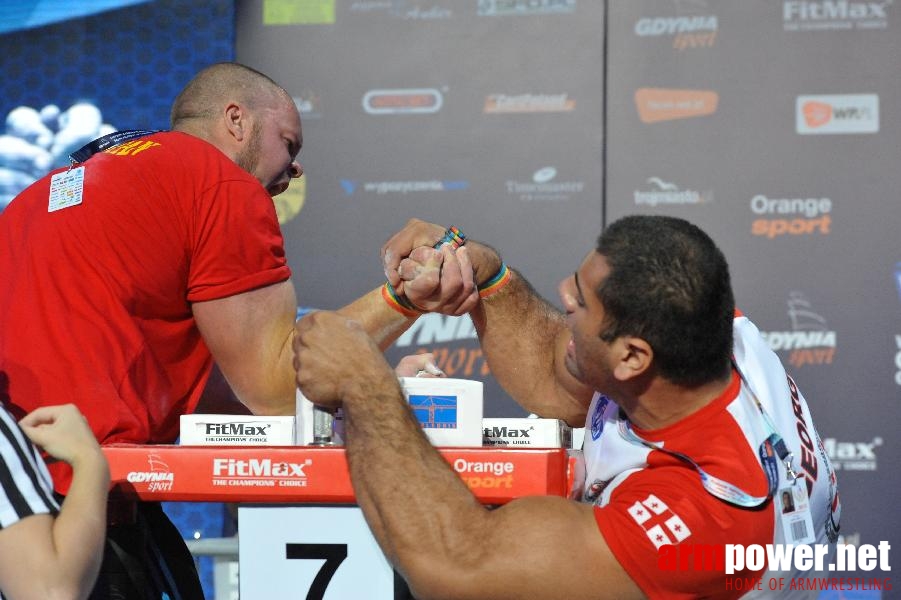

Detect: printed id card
[48, 166, 85, 212]
[778, 481, 816, 545]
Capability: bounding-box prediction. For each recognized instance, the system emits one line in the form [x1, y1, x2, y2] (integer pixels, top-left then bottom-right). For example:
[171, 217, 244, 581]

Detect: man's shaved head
[170, 62, 292, 130]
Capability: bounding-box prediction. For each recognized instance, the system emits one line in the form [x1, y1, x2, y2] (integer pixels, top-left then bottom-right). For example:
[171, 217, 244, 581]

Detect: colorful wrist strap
[384, 226, 467, 317]
[434, 226, 466, 250]
[382, 282, 424, 318]
[478, 262, 512, 299]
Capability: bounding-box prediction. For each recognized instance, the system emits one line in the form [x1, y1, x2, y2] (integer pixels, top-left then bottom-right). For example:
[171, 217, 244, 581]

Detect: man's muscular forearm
[340, 377, 488, 587]
[336, 286, 419, 351]
[382, 221, 593, 423]
[469, 268, 592, 425]
[419, 237, 591, 423]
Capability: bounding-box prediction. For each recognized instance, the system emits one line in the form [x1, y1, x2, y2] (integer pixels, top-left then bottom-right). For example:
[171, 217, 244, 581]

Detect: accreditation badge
[48, 166, 85, 212]
[777, 480, 816, 545]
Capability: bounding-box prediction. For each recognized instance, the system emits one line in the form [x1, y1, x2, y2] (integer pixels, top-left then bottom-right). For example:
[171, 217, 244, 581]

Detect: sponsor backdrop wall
[236, 0, 899, 590]
[603, 1, 900, 586]
[235, 0, 606, 419]
[1, 0, 897, 594]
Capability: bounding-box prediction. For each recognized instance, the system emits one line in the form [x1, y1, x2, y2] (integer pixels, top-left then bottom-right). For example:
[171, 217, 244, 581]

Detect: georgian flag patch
[627, 494, 691, 549]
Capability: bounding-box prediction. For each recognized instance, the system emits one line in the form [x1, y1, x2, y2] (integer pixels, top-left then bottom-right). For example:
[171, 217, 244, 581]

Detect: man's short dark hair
[595, 215, 734, 386]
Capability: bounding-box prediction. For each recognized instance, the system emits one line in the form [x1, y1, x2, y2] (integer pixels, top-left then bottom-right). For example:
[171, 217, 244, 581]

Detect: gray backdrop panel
[237, 0, 899, 589]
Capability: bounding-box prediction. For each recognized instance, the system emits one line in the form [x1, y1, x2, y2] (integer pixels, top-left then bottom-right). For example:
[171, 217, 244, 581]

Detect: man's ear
[612, 337, 653, 381]
[224, 102, 247, 141]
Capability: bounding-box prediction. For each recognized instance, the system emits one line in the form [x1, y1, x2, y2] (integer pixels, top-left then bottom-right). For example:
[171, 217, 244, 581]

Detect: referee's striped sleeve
[0, 406, 60, 529]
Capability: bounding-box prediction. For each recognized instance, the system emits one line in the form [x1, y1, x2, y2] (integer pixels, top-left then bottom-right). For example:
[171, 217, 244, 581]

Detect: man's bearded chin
[235, 122, 263, 184]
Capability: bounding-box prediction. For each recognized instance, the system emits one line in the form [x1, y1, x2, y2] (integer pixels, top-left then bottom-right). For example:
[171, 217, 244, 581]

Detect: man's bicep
[592, 473, 773, 599]
[438, 496, 643, 600]
[192, 279, 298, 414]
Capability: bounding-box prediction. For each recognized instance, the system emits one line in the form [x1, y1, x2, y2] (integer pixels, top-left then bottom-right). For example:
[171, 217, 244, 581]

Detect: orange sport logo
[749, 194, 833, 239]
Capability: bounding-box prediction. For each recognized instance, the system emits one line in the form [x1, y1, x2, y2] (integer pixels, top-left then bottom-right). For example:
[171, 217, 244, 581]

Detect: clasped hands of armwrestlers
[294, 219, 478, 409]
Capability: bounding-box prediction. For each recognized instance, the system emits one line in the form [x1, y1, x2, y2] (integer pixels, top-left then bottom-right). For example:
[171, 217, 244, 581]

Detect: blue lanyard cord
[616, 363, 800, 508]
[617, 420, 774, 508]
[731, 360, 800, 483]
[69, 129, 161, 165]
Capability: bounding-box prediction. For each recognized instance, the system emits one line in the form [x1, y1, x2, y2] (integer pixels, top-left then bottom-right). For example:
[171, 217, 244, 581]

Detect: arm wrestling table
[103, 445, 583, 599]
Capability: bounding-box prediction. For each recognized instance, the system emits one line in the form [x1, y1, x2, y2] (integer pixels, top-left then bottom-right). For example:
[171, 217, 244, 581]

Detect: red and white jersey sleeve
[579, 314, 840, 599]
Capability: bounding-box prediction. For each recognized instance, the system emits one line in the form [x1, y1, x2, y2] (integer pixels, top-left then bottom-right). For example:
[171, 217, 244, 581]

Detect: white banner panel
[239, 505, 395, 600]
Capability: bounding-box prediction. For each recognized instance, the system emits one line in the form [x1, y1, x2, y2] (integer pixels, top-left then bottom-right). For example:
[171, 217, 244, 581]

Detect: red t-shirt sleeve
[593, 469, 771, 599]
[187, 178, 290, 302]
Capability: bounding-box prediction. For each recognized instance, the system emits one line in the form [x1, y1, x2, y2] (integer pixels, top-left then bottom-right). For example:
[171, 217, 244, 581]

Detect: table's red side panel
[103, 445, 571, 504]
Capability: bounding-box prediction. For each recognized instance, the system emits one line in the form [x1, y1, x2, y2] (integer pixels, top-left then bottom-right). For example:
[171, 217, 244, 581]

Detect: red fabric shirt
[591, 372, 772, 598]
[582, 316, 840, 599]
[0, 132, 290, 491]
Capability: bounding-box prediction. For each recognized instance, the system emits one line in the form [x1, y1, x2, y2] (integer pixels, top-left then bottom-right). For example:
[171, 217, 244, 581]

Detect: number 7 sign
[239, 506, 397, 599]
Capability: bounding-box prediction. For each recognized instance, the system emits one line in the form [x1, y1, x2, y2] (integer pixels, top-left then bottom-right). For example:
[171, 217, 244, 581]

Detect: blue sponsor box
[400, 378, 483, 447]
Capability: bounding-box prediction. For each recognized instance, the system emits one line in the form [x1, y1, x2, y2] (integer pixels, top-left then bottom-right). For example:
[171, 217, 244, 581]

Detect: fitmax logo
[783, 0, 892, 30]
[484, 426, 534, 438]
[205, 423, 271, 435]
[212, 458, 310, 477]
[822, 437, 881, 471]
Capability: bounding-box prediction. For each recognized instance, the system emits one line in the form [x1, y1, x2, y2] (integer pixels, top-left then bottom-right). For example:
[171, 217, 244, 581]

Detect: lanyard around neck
[617, 364, 798, 508]
[69, 129, 161, 165]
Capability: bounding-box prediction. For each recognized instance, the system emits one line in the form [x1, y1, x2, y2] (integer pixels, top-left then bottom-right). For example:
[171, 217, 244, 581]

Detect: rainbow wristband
[434, 226, 466, 250]
[382, 282, 424, 318]
[478, 262, 512, 299]
[383, 226, 467, 317]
